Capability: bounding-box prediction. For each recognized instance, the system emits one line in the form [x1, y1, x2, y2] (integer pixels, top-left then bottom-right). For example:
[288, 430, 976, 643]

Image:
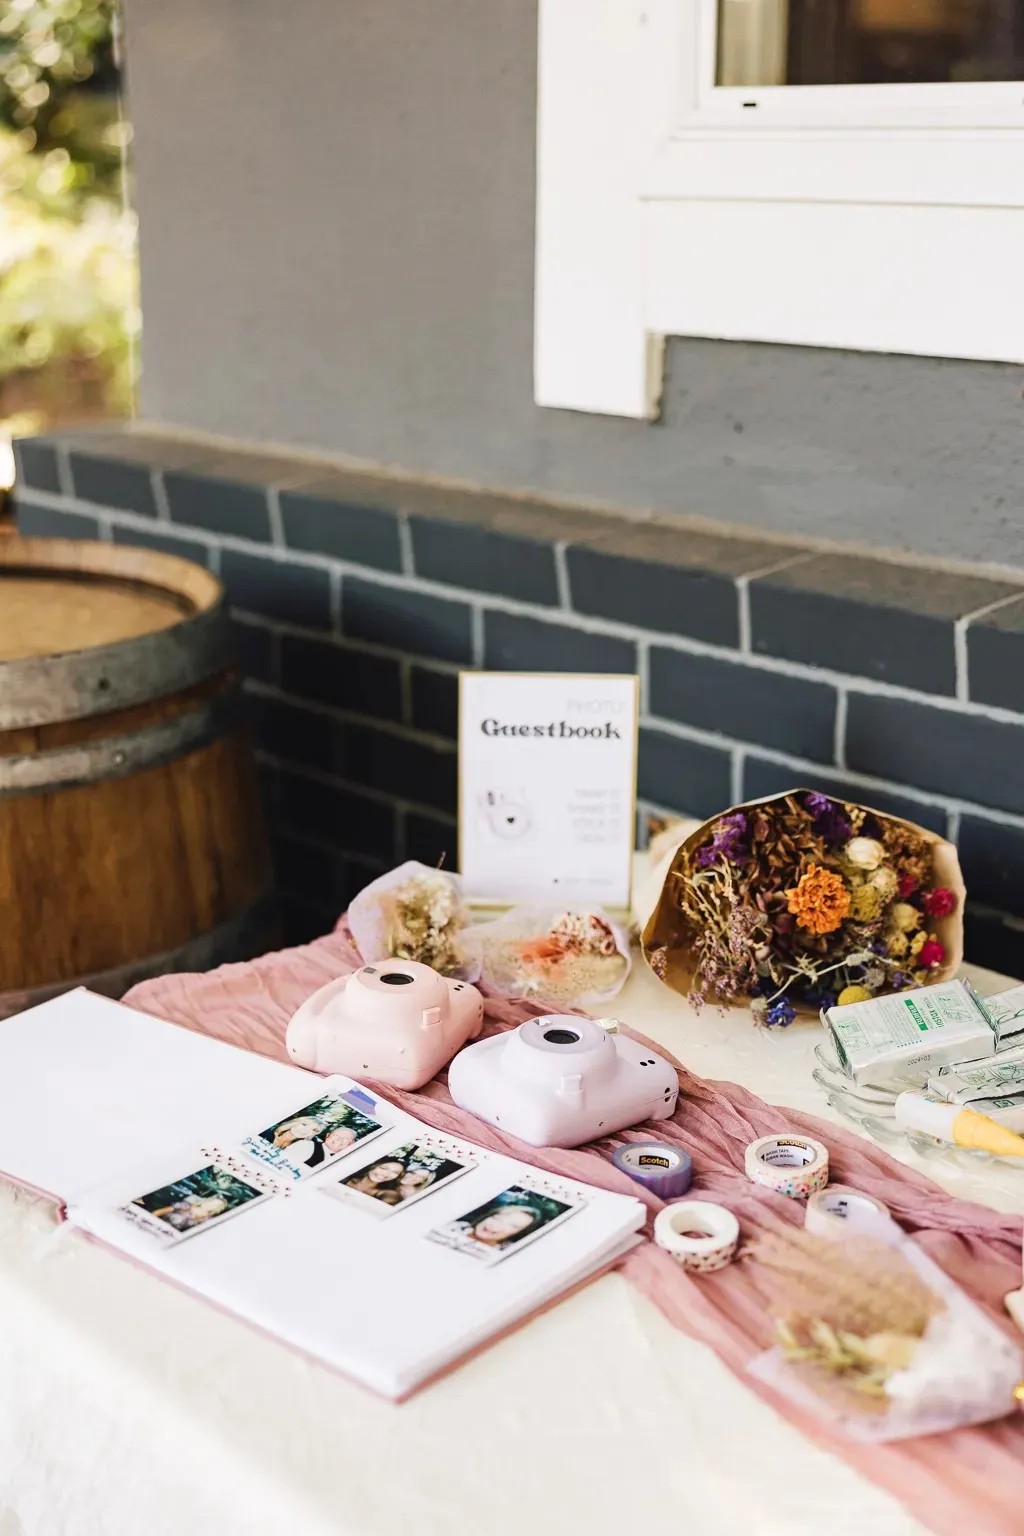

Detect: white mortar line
[328, 567, 342, 632]
[636, 638, 650, 717]
[947, 809, 961, 845]
[55, 446, 74, 499]
[730, 746, 744, 804]
[954, 587, 1024, 702]
[554, 540, 572, 610]
[952, 619, 970, 704]
[397, 515, 415, 577]
[470, 605, 485, 667]
[736, 553, 813, 654]
[266, 486, 285, 546]
[151, 470, 171, 521]
[833, 687, 848, 770]
[27, 488, 1024, 731]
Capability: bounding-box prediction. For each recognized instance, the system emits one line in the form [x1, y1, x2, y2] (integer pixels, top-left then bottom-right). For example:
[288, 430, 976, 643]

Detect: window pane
[716, 0, 1024, 86]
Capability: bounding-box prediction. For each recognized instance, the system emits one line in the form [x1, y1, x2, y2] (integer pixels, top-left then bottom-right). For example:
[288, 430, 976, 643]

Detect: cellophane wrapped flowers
[747, 1225, 1024, 1441]
[348, 862, 477, 978]
[641, 790, 964, 1023]
[465, 906, 631, 1006]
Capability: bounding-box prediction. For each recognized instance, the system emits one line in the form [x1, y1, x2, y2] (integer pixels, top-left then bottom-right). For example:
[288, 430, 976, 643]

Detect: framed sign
[457, 672, 639, 909]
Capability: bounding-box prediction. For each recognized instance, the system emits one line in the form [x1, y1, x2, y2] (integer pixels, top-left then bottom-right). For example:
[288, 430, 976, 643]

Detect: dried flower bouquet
[747, 1226, 1024, 1440]
[641, 790, 964, 1025]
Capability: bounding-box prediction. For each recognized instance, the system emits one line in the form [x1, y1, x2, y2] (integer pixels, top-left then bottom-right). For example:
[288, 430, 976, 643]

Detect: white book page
[0, 989, 320, 1206]
[71, 1086, 646, 1399]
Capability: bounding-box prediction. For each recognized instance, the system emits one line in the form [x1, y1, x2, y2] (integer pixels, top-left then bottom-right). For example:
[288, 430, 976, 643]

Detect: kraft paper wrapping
[640, 789, 965, 1009]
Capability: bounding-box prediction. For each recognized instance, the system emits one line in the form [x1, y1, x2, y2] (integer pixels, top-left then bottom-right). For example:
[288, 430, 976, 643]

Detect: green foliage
[0, 0, 120, 192]
[0, 0, 134, 434]
[0, 128, 137, 414]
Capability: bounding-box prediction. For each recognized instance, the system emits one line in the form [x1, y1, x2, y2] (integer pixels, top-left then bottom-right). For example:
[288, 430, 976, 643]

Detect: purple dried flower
[766, 998, 796, 1028]
[803, 791, 852, 847]
[696, 811, 748, 868]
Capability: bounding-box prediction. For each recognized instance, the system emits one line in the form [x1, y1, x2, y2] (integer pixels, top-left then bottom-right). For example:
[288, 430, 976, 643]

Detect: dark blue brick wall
[13, 424, 1024, 966]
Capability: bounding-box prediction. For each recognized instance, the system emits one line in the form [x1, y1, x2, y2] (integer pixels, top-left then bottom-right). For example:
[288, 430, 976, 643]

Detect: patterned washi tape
[804, 1185, 892, 1238]
[653, 1200, 739, 1273]
[744, 1134, 829, 1201]
[612, 1143, 693, 1198]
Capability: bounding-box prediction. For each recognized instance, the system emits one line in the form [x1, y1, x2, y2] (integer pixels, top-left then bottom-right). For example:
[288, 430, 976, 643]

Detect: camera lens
[543, 1027, 580, 1046]
[379, 971, 415, 986]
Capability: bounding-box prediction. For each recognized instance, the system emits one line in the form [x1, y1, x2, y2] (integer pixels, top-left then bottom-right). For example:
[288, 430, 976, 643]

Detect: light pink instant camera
[447, 1014, 678, 1148]
[285, 959, 484, 1091]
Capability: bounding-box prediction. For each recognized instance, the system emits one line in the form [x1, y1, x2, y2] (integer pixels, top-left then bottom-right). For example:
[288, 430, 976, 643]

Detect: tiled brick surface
[845, 693, 1024, 818]
[279, 633, 403, 720]
[344, 576, 473, 664]
[649, 648, 836, 761]
[14, 422, 1024, 959]
[14, 498, 100, 541]
[638, 728, 733, 820]
[12, 438, 62, 494]
[411, 517, 560, 605]
[750, 555, 1020, 696]
[221, 548, 332, 630]
[410, 665, 459, 738]
[967, 597, 1024, 713]
[484, 610, 636, 673]
[281, 484, 402, 572]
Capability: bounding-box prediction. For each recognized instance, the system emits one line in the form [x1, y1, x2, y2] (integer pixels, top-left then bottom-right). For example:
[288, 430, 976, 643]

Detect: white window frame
[534, 0, 1024, 420]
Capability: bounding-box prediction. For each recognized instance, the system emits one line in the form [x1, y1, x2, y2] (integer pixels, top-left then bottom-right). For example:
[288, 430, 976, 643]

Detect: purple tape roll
[613, 1143, 693, 1198]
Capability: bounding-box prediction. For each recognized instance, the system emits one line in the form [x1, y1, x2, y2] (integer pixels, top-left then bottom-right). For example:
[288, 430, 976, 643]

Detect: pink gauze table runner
[126, 923, 1024, 1536]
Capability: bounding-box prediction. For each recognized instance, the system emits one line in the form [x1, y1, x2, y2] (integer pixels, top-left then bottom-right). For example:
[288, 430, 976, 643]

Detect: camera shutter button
[421, 1006, 442, 1029]
[558, 1072, 584, 1097]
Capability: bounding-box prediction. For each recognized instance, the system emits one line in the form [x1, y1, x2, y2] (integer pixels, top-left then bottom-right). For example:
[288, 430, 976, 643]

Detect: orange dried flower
[786, 865, 851, 935]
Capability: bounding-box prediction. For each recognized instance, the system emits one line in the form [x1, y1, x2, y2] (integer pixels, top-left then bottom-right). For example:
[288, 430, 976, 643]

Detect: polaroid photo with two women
[323, 1137, 476, 1219]
[242, 1089, 387, 1181]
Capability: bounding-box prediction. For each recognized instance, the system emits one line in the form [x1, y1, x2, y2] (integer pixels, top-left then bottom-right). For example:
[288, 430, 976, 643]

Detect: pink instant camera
[447, 1014, 678, 1148]
[285, 959, 484, 1091]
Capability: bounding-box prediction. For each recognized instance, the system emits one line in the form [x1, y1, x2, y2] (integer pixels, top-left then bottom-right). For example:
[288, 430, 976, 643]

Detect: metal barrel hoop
[0, 690, 239, 798]
[0, 600, 231, 731]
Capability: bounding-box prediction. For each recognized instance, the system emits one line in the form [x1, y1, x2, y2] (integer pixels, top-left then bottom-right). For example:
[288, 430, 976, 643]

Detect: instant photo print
[120, 1163, 268, 1246]
[426, 1183, 582, 1267]
[242, 1092, 385, 1181]
[325, 1138, 474, 1219]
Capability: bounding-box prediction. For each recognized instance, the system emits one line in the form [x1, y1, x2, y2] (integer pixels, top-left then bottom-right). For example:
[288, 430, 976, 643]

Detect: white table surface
[1, 902, 1021, 1536]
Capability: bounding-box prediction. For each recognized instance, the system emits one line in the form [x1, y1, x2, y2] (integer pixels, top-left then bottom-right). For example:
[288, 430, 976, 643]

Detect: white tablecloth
[2, 949, 1021, 1536]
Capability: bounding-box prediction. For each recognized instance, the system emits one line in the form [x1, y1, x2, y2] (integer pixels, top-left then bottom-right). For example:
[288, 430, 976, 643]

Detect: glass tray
[812, 1040, 1024, 1171]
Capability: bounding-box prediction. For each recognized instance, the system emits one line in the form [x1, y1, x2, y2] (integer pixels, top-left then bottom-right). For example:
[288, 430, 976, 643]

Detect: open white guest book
[0, 989, 645, 1399]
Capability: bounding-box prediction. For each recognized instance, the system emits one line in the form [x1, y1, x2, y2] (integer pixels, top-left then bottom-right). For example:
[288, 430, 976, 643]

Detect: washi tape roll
[744, 1134, 829, 1200]
[613, 1143, 693, 1198]
[653, 1200, 739, 1273]
[805, 1185, 891, 1239]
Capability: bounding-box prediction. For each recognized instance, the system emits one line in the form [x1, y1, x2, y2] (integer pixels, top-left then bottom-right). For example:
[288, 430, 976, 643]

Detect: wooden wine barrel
[0, 537, 273, 1016]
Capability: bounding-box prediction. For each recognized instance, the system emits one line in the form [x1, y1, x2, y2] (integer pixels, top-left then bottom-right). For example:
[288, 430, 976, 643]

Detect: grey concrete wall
[123, 0, 1024, 568]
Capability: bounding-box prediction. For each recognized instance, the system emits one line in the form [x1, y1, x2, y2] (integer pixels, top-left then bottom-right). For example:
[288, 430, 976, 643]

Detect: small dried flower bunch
[467, 905, 631, 1005]
[348, 862, 474, 978]
[642, 790, 963, 1025]
[749, 1227, 943, 1412]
